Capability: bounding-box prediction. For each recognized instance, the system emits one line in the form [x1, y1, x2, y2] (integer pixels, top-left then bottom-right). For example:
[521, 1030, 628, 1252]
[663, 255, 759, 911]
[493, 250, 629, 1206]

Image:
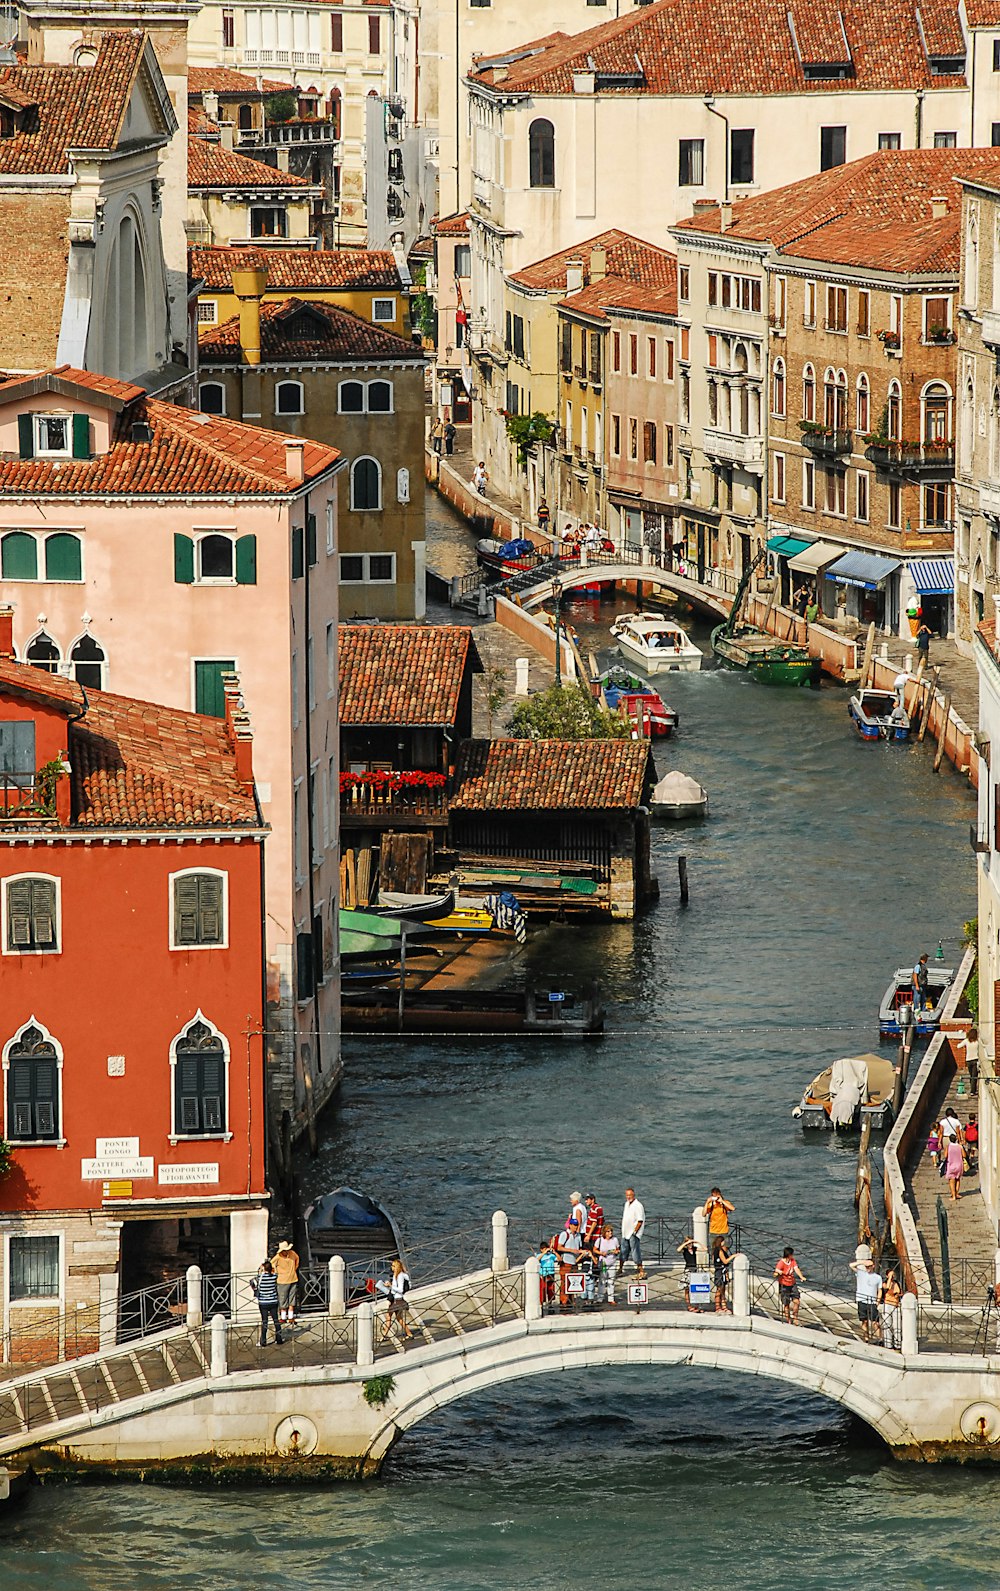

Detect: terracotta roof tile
[199, 296, 425, 363]
[339, 625, 479, 726]
[190, 244, 403, 292]
[555, 240, 677, 319]
[188, 66, 294, 97]
[187, 134, 313, 189]
[0, 658, 259, 829]
[510, 230, 672, 293]
[675, 148, 1000, 273]
[0, 364, 145, 405]
[0, 31, 147, 176]
[431, 210, 470, 236]
[450, 738, 653, 812]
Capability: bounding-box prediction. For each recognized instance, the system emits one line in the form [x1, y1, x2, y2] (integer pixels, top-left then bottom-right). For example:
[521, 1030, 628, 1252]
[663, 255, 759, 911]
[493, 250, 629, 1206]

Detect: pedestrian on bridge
[382, 1259, 413, 1342]
[597, 1224, 620, 1305]
[621, 1188, 646, 1280]
[773, 1247, 806, 1325]
[851, 1257, 883, 1344]
[254, 1261, 283, 1347]
[582, 1193, 604, 1248]
[713, 1238, 733, 1315]
[272, 1240, 300, 1327]
[703, 1188, 735, 1251]
[567, 1192, 587, 1231]
[879, 1272, 903, 1350]
[556, 1219, 583, 1310]
[537, 1240, 557, 1312]
[677, 1236, 699, 1311]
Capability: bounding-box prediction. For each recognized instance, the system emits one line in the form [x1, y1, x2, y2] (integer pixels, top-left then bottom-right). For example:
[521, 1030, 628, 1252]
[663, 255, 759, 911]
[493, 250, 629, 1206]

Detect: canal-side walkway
[905, 1063, 995, 1300]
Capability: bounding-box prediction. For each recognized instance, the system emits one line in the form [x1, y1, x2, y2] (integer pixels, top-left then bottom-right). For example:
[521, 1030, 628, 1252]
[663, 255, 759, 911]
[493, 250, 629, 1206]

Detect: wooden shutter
[178, 1052, 202, 1131]
[296, 930, 314, 1000]
[7, 879, 33, 948]
[201, 1050, 223, 1129]
[72, 413, 90, 459]
[2, 532, 37, 581]
[307, 513, 317, 567]
[17, 414, 32, 459]
[197, 874, 223, 943]
[29, 878, 56, 948]
[235, 534, 256, 585]
[173, 533, 194, 584]
[174, 875, 201, 943]
[34, 1057, 56, 1136]
[9, 1057, 33, 1136]
[291, 525, 304, 580]
[0, 721, 35, 783]
[45, 534, 82, 582]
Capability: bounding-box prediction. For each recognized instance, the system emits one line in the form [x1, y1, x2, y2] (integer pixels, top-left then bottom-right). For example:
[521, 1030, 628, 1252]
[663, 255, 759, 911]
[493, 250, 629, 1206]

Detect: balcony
[980, 482, 1000, 520]
[702, 428, 764, 470]
[340, 772, 449, 827]
[0, 778, 58, 826]
[799, 422, 852, 458]
[981, 308, 1000, 352]
[863, 440, 955, 474]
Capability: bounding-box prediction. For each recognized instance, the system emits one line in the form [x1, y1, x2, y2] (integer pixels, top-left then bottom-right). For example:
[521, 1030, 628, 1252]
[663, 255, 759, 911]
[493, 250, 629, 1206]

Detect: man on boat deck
[911, 954, 930, 1011]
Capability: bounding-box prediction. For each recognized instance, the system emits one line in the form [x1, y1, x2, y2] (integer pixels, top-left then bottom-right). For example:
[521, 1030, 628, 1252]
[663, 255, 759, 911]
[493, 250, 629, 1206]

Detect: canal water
[2, 504, 989, 1588]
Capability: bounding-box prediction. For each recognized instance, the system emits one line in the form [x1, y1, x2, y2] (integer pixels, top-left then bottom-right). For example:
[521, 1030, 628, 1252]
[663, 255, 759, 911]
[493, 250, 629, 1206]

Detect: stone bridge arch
[517, 564, 732, 622]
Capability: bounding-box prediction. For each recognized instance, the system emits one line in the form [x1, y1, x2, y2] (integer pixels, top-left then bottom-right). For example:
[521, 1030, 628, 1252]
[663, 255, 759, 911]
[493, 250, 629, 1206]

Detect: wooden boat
[611, 613, 703, 674]
[303, 1186, 405, 1301]
[849, 688, 910, 741]
[600, 667, 678, 737]
[370, 889, 456, 922]
[879, 965, 955, 1037]
[476, 535, 542, 575]
[792, 1052, 897, 1131]
[342, 982, 605, 1036]
[650, 769, 708, 819]
[710, 546, 820, 686]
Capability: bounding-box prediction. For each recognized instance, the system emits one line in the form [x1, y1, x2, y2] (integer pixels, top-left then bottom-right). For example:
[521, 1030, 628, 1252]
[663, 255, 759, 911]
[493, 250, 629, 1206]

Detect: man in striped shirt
[255, 1260, 284, 1346]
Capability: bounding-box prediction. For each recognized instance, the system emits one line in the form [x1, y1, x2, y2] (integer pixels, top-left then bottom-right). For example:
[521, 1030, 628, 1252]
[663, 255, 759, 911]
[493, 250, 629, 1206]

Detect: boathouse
[448, 738, 656, 919]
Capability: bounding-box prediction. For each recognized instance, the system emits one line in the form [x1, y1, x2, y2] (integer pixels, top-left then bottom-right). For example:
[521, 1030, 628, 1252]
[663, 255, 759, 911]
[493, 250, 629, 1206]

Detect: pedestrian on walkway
[880, 1272, 903, 1350]
[473, 460, 489, 496]
[703, 1188, 735, 1250]
[382, 1258, 413, 1342]
[431, 418, 444, 455]
[254, 1260, 283, 1347]
[620, 1188, 646, 1278]
[597, 1224, 620, 1305]
[556, 1219, 583, 1310]
[965, 1114, 979, 1169]
[851, 1257, 883, 1343]
[927, 1121, 941, 1171]
[916, 621, 932, 662]
[583, 1192, 604, 1248]
[773, 1247, 806, 1325]
[272, 1239, 300, 1326]
[677, 1236, 699, 1311]
[537, 497, 550, 532]
[945, 1132, 965, 1200]
[443, 420, 457, 455]
[713, 1237, 733, 1314]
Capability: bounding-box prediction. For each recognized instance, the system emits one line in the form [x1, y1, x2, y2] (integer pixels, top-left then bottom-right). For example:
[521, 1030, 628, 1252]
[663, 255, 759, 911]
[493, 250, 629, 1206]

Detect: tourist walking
[945, 1132, 965, 1200]
[703, 1188, 735, 1250]
[851, 1256, 883, 1343]
[773, 1247, 806, 1326]
[272, 1239, 300, 1326]
[556, 1219, 583, 1310]
[431, 418, 444, 455]
[473, 460, 489, 496]
[597, 1224, 620, 1305]
[927, 1121, 941, 1171]
[254, 1260, 283, 1347]
[382, 1258, 413, 1342]
[713, 1238, 733, 1314]
[677, 1236, 699, 1311]
[443, 420, 457, 456]
[620, 1188, 646, 1279]
[880, 1272, 903, 1350]
[965, 1114, 979, 1169]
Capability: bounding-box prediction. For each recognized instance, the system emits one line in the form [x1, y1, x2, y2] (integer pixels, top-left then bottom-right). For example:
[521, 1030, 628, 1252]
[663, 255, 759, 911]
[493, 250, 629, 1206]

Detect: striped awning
[909, 558, 954, 596]
[767, 534, 811, 559]
[788, 540, 846, 575]
[827, 550, 901, 590]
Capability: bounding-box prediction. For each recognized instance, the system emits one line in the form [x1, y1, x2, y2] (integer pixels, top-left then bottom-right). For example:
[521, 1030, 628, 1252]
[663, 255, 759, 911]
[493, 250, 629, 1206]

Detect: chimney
[0, 604, 13, 660]
[220, 120, 235, 151]
[565, 257, 584, 292]
[930, 195, 948, 219]
[221, 673, 243, 736]
[230, 264, 267, 367]
[284, 440, 305, 482]
[590, 246, 607, 282]
[232, 713, 254, 793]
[203, 89, 219, 121]
[719, 201, 733, 232]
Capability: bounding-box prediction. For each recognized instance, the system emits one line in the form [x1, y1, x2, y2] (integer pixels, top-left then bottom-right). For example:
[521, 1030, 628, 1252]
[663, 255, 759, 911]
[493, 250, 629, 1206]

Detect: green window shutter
[72, 413, 90, 459]
[194, 660, 234, 719]
[291, 525, 304, 580]
[44, 533, 82, 582]
[196, 874, 223, 943]
[7, 879, 32, 948]
[235, 534, 257, 585]
[174, 874, 200, 943]
[29, 878, 56, 948]
[173, 533, 194, 585]
[2, 533, 38, 581]
[306, 513, 317, 567]
[17, 413, 33, 459]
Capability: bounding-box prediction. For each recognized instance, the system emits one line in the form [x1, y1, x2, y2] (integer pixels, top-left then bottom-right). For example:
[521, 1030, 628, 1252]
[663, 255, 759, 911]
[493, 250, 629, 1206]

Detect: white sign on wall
[158, 1164, 220, 1185]
[96, 1137, 139, 1158]
[107, 1056, 125, 1077]
[82, 1157, 153, 1181]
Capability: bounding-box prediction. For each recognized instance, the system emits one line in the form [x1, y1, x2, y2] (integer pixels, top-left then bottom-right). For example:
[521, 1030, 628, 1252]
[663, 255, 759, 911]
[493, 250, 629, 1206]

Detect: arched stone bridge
[2, 1221, 1000, 1477]
[516, 557, 733, 622]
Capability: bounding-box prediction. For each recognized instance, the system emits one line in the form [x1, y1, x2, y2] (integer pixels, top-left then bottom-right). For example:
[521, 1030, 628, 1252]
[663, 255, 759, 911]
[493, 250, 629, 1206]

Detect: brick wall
[0, 192, 70, 369]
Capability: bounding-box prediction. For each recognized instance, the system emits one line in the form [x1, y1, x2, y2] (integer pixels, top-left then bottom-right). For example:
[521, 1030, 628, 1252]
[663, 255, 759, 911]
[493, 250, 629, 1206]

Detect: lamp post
[552, 578, 562, 688]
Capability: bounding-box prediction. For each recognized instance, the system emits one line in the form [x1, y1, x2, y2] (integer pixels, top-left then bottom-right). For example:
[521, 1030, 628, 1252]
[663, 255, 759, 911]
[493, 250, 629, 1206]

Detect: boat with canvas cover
[792, 1052, 897, 1131]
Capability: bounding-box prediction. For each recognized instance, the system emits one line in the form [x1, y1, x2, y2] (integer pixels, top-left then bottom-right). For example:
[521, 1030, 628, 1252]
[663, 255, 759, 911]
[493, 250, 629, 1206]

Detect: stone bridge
[3, 1218, 1000, 1478]
[516, 554, 733, 622]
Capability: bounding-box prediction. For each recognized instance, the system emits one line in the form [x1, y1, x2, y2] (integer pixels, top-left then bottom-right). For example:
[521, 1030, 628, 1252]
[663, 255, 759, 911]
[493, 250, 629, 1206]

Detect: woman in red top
[773, 1246, 807, 1325]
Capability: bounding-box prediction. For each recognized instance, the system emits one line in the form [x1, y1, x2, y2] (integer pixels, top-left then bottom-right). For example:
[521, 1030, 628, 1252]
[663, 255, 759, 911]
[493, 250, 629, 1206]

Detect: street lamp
[552, 578, 563, 688]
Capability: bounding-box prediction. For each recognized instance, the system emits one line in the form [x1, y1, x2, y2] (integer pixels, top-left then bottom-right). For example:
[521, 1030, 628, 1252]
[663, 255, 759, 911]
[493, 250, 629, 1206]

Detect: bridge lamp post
[551, 578, 563, 688]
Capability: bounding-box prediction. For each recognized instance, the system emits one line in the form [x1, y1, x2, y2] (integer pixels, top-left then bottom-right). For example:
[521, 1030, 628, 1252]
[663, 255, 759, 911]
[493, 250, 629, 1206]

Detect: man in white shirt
[621, 1187, 646, 1279]
[853, 1258, 883, 1344]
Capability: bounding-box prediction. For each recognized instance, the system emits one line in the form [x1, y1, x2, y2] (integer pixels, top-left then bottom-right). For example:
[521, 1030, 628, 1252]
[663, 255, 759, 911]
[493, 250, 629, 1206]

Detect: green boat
[711, 549, 820, 687]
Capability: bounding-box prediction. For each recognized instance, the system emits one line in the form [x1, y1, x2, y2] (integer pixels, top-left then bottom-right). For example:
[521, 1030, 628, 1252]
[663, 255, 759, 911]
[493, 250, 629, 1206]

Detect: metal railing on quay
[224, 1313, 357, 1368]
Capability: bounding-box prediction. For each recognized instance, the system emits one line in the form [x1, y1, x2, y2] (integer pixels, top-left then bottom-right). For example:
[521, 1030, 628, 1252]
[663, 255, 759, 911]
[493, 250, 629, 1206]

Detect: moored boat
[611, 613, 703, 675]
[879, 965, 954, 1037]
[370, 889, 456, 922]
[710, 546, 820, 686]
[649, 769, 708, 819]
[848, 688, 910, 741]
[303, 1186, 406, 1300]
[599, 667, 678, 736]
[792, 1052, 897, 1131]
[476, 536, 542, 575]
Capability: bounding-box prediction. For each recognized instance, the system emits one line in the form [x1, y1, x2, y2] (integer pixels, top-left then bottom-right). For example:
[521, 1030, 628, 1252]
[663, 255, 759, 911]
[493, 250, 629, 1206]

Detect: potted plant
[877, 329, 901, 350]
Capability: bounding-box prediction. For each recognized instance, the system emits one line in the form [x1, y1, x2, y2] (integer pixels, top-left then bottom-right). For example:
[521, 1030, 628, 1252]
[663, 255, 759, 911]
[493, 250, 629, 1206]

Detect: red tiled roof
[510, 230, 673, 293]
[964, 1, 1000, 22]
[0, 368, 340, 496]
[187, 134, 313, 190]
[188, 66, 293, 98]
[190, 245, 403, 292]
[338, 626, 479, 726]
[555, 239, 677, 319]
[0, 31, 151, 176]
[431, 210, 470, 236]
[0, 658, 259, 829]
[188, 103, 218, 138]
[675, 149, 1000, 273]
[199, 296, 425, 364]
[0, 365, 145, 406]
[469, 0, 968, 96]
[450, 738, 653, 812]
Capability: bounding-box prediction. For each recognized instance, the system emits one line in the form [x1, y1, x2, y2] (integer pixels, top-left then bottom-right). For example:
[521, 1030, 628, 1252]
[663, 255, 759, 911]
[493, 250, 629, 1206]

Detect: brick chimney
[565, 257, 584, 292]
[719, 201, 733, 232]
[284, 439, 305, 482]
[232, 714, 254, 793]
[230, 263, 268, 367]
[930, 195, 948, 220]
[590, 246, 607, 282]
[0, 604, 13, 660]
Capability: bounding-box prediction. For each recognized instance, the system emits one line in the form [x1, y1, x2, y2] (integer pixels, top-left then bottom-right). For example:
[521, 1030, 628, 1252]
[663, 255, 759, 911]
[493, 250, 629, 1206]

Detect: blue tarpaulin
[827, 550, 901, 590]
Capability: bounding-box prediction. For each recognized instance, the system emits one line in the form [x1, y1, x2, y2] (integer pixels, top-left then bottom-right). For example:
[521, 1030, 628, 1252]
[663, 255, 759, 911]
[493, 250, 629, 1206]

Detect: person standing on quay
[703, 1187, 735, 1251]
[254, 1260, 283, 1347]
[773, 1247, 806, 1325]
[916, 621, 933, 663]
[621, 1187, 646, 1279]
[273, 1239, 300, 1327]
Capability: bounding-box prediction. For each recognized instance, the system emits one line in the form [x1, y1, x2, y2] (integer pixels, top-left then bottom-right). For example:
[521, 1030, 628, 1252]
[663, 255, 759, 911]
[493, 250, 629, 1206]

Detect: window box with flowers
[925, 325, 955, 346]
[877, 330, 901, 351]
[340, 770, 449, 817]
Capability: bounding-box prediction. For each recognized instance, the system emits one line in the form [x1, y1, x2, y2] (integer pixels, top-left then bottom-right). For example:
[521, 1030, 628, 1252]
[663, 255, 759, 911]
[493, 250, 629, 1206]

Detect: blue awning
[767, 534, 811, 560]
[909, 558, 954, 596]
[827, 550, 901, 590]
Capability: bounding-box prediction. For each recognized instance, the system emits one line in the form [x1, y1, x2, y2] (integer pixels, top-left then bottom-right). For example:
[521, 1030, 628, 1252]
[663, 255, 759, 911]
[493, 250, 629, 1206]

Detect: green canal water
[2, 578, 990, 1588]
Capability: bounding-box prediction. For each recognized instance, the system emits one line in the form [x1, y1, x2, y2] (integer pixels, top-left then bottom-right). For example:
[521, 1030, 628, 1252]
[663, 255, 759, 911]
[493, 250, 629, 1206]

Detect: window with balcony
[528, 119, 555, 188]
[678, 139, 704, 186]
[886, 380, 901, 441]
[923, 382, 951, 444]
[0, 722, 34, 797]
[923, 295, 952, 342]
[823, 368, 848, 430]
[772, 275, 786, 330]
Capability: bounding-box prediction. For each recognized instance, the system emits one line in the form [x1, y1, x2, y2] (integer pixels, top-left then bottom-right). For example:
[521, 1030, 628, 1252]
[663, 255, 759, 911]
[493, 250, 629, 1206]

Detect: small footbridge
[446, 547, 734, 623]
[2, 1215, 999, 1476]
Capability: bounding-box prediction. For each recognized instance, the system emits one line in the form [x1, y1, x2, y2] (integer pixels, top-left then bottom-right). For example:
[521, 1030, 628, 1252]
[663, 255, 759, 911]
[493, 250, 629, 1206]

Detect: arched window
[886, 379, 901, 441]
[26, 631, 59, 674]
[275, 380, 304, 416]
[351, 456, 381, 510]
[44, 533, 82, 582]
[528, 118, 555, 188]
[771, 356, 785, 418]
[5, 1019, 60, 1140]
[199, 383, 226, 415]
[824, 367, 847, 430]
[856, 374, 870, 434]
[197, 534, 235, 582]
[338, 380, 364, 413]
[238, 103, 254, 131]
[4, 876, 59, 953]
[802, 363, 815, 422]
[172, 1016, 227, 1136]
[922, 381, 951, 445]
[71, 633, 105, 689]
[367, 380, 392, 413]
[328, 87, 342, 139]
[1, 532, 37, 581]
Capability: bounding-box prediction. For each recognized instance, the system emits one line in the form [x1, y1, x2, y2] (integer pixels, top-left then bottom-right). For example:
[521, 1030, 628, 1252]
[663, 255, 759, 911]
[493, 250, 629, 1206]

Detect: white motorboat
[611, 614, 702, 674]
[649, 770, 708, 820]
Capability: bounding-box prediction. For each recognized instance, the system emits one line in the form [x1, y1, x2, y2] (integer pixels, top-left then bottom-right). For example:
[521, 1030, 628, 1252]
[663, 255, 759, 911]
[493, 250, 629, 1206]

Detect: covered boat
[611, 613, 702, 675]
[650, 769, 708, 819]
[599, 666, 678, 736]
[476, 536, 541, 575]
[879, 965, 954, 1037]
[302, 1186, 405, 1297]
[792, 1052, 897, 1131]
[848, 688, 910, 742]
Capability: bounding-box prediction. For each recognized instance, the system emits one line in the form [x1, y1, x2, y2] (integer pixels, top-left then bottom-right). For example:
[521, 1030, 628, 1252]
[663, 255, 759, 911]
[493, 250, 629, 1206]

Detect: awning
[767, 534, 811, 560]
[909, 558, 954, 596]
[788, 539, 846, 575]
[827, 549, 901, 590]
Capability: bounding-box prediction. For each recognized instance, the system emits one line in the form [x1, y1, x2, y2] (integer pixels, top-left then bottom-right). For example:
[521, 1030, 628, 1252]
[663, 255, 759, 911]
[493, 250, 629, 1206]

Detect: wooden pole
[678, 855, 689, 904]
[397, 929, 407, 1032]
[859, 622, 876, 689]
[917, 666, 940, 742]
[906, 653, 926, 722]
[933, 693, 952, 773]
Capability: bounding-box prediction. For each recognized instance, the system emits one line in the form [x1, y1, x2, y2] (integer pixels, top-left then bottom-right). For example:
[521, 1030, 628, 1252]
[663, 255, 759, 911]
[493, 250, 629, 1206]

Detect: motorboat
[649, 769, 708, 819]
[599, 666, 678, 737]
[879, 965, 955, 1037]
[849, 688, 910, 742]
[710, 547, 820, 686]
[303, 1186, 406, 1301]
[612, 613, 703, 674]
[792, 1052, 897, 1131]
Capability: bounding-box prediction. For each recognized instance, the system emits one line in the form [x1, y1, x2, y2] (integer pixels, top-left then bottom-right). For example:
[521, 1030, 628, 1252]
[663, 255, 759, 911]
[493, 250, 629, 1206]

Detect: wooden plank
[934, 694, 952, 773]
[917, 667, 940, 742]
[859, 622, 876, 689]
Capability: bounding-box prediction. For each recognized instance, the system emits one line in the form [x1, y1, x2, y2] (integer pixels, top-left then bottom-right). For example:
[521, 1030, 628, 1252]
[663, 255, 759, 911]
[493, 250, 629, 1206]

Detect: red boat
[599, 668, 678, 737]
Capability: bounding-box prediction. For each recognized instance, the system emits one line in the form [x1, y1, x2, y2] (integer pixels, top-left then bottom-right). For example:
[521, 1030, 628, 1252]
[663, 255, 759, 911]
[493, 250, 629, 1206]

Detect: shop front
[825, 548, 901, 632]
[766, 533, 810, 605]
[786, 540, 846, 616]
[906, 557, 954, 638]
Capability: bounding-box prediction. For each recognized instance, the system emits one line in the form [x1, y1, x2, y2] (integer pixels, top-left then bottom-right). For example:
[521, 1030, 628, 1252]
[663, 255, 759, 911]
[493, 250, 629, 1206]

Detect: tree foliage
[508, 683, 632, 741]
[504, 410, 554, 467]
[264, 91, 297, 124]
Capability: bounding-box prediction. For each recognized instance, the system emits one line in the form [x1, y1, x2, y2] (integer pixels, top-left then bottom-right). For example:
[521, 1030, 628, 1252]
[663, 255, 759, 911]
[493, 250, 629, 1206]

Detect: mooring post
[186, 1264, 203, 1329]
[693, 1204, 709, 1267]
[328, 1255, 346, 1317]
[356, 1301, 375, 1367]
[209, 1313, 227, 1378]
[492, 1209, 509, 1273]
[901, 1292, 919, 1356]
[678, 855, 689, 904]
[524, 1254, 541, 1322]
[733, 1253, 750, 1319]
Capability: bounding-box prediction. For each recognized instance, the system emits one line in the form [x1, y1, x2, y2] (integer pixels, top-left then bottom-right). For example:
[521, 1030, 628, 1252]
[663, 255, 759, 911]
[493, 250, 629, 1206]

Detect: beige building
[428, 210, 472, 425]
[603, 289, 680, 553]
[187, 113, 321, 246]
[198, 272, 427, 618]
[956, 172, 1000, 651]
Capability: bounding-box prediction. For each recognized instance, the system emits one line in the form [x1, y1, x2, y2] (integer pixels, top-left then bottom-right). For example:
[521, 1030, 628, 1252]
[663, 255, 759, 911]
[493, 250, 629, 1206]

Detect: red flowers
[340, 770, 447, 794]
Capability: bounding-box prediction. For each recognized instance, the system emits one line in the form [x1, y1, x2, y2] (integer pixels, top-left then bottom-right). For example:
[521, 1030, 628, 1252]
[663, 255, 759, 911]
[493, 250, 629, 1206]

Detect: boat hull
[711, 626, 820, 686]
[878, 966, 954, 1036]
[616, 636, 702, 675]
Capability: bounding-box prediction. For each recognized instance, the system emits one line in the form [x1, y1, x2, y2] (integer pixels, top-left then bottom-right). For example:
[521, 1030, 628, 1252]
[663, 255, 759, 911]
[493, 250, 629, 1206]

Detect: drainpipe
[915, 88, 925, 150]
[704, 95, 729, 204]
